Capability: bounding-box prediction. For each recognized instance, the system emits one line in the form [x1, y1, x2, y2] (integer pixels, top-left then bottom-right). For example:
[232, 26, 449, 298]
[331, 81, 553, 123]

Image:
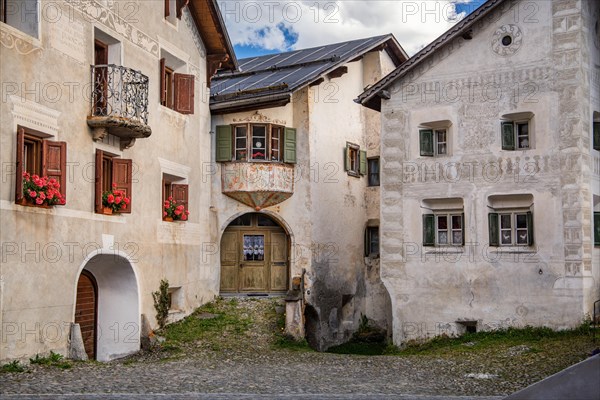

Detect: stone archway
[75, 254, 140, 361]
[220, 213, 290, 294]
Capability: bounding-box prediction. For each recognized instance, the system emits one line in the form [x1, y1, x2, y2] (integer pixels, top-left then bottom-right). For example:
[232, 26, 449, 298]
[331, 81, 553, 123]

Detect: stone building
[209, 35, 407, 350]
[0, 0, 236, 361]
[356, 0, 600, 344]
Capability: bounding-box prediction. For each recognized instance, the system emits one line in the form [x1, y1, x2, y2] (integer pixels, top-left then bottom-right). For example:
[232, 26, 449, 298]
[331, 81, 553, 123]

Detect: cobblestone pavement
[2, 351, 508, 399]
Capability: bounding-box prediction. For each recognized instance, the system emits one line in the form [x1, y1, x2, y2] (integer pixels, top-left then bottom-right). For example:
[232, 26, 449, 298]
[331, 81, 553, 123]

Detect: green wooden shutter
[419, 129, 434, 156]
[364, 227, 369, 257]
[359, 150, 367, 175]
[423, 214, 435, 246]
[283, 128, 297, 164]
[461, 213, 465, 246]
[526, 211, 534, 246]
[594, 212, 600, 247]
[216, 125, 232, 162]
[488, 213, 499, 247]
[593, 122, 600, 151]
[501, 122, 515, 150]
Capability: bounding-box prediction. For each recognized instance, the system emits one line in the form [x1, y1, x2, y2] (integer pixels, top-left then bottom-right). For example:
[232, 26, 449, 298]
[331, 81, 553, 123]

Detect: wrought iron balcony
[221, 162, 295, 210]
[87, 64, 151, 150]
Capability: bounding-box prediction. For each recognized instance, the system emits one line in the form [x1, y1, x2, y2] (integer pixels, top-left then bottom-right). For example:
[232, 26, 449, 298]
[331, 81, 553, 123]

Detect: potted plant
[102, 183, 130, 214]
[163, 196, 189, 222]
[20, 172, 66, 207]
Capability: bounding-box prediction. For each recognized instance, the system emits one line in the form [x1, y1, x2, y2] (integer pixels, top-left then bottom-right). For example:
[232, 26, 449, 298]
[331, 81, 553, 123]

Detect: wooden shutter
[526, 211, 534, 246]
[112, 158, 132, 213]
[488, 213, 499, 247]
[174, 73, 194, 114]
[160, 58, 166, 105]
[419, 129, 434, 156]
[359, 150, 367, 175]
[42, 140, 67, 201]
[15, 128, 25, 202]
[593, 121, 600, 151]
[172, 183, 188, 212]
[594, 212, 600, 247]
[423, 214, 435, 247]
[164, 0, 170, 17]
[501, 122, 515, 150]
[216, 125, 232, 162]
[95, 149, 104, 213]
[283, 128, 297, 164]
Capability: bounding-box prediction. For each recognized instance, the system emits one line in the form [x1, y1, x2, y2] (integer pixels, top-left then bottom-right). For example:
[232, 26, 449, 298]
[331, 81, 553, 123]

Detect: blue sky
[225, 0, 490, 60]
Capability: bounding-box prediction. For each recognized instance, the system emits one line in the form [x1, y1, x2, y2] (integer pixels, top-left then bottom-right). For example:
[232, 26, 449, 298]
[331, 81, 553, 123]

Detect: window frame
[365, 226, 380, 257]
[1, 0, 39, 39]
[594, 211, 600, 247]
[162, 173, 189, 221]
[232, 123, 286, 163]
[489, 210, 534, 247]
[501, 113, 534, 151]
[159, 55, 195, 114]
[423, 212, 465, 247]
[15, 126, 67, 205]
[95, 149, 132, 214]
[367, 157, 380, 187]
[593, 116, 599, 151]
[345, 142, 366, 177]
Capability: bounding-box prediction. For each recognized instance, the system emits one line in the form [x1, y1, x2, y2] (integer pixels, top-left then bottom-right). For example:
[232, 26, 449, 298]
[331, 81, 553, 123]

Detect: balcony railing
[88, 64, 151, 149]
[91, 64, 149, 125]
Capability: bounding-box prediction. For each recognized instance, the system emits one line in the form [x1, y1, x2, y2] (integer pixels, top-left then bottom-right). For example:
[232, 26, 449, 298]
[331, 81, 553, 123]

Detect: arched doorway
[75, 271, 97, 359]
[74, 254, 140, 361]
[220, 213, 289, 294]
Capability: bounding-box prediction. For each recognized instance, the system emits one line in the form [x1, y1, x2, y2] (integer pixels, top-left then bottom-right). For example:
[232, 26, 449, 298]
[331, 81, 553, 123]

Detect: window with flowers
[163, 176, 189, 221]
[15, 126, 67, 207]
[95, 149, 132, 214]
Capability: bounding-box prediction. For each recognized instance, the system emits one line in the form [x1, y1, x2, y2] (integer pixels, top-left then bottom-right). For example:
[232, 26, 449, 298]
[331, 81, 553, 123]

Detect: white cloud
[218, 1, 472, 56]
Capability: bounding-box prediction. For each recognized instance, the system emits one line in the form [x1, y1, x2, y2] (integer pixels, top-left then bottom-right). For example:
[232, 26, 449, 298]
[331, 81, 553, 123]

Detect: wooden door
[75, 271, 97, 360]
[240, 233, 267, 291]
[270, 232, 288, 291]
[220, 231, 238, 292]
[94, 40, 108, 115]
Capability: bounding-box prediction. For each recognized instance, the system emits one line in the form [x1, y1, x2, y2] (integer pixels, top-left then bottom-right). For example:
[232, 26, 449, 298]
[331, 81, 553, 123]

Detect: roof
[210, 34, 408, 114]
[355, 0, 506, 111]
[188, 0, 238, 71]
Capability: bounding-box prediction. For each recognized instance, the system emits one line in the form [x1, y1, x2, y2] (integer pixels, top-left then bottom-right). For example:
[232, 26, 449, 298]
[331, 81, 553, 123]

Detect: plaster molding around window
[10, 96, 61, 138]
[158, 157, 191, 182]
[158, 36, 191, 68]
[69, 0, 159, 57]
[233, 111, 286, 126]
[0, 22, 42, 55]
[159, 105, 189, 128]
[487, 193, 533, 210]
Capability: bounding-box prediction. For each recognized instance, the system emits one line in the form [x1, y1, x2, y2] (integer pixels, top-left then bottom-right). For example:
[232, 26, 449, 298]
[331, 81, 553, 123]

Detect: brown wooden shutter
[160, 58, 166, 105]
[174, 73, 194, 114]
[42, 140, 67, 201]
[176, 0, 189, 19]
[164, 0, 170, 17]
[112, 158, 132, 213]
[15, 128, 25, 202]
[95, 149, 104, 213]
[172, 183, 188, 213]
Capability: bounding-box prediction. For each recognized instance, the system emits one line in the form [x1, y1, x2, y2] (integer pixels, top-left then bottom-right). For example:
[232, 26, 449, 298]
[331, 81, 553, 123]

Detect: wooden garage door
[75, 272, 97, 360]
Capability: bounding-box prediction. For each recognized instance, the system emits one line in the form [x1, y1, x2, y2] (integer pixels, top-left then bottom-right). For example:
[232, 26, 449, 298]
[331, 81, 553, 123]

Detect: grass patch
[391, 324, 594, 356]
[29, 351, 71, 369]
[1, 360, 26, 373]
[159, 298, 252, 349]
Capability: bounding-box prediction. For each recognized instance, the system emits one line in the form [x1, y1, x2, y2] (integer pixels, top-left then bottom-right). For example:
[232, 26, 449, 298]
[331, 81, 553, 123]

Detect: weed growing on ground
[1, 360, 26, 373]
[29, 351, 71, 369]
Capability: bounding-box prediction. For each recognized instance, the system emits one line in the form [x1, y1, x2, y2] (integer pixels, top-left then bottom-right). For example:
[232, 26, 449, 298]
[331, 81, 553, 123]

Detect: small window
[345, 142, 366, 177]
[160, 54, 194, 114]
[423, 213, 464, 246]
[95, 149, 132, 214]
[243, 235, 265, 261]
[593, 114, 599, 151]
[163, 174, 189, 221]
[15, 127, 67, 205]
[164, 0, 185, 23]
[501, 113, 533, 150]
[257, 214, 278, 226]
[365, 226, 379, 257]
[368, 158, 380, 187]
[230, 214, 252, 226]
[1, 0, 39, 38]
[419, 129, 448, 156]
[215, 124, 296, 164]
[489, 211, 533, 246]
[593, 211, 599, 247]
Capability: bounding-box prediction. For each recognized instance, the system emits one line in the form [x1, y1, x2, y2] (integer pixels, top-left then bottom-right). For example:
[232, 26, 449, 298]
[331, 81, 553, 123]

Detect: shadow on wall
[304, 304, 321, 351]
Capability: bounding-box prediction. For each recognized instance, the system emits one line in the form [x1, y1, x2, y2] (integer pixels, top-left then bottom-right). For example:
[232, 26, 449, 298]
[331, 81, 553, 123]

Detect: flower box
[19, 172, 66, 207]
[102, 183, 130, 214]
[163, 196, 189, 222]
[16, 197, 51, 209]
